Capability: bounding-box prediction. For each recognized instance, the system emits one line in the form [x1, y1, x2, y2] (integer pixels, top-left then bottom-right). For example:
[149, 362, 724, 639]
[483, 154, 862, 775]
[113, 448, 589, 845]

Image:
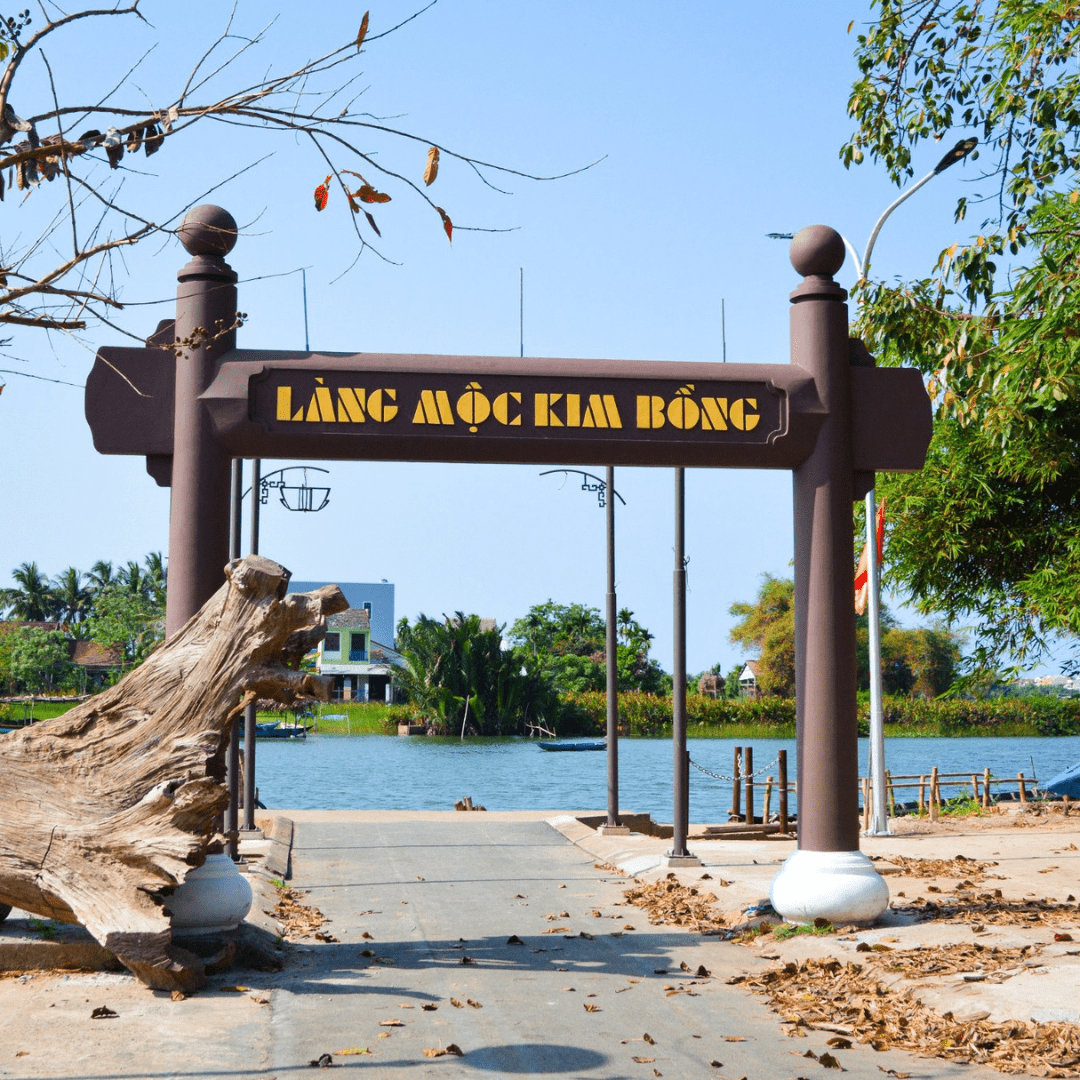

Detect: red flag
[855, 496, 886, 615]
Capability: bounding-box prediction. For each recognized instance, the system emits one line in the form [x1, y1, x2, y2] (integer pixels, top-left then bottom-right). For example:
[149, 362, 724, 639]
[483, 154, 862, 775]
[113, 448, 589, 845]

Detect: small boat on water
[537, 740, 606, 752]
[255, 721, 310, 740]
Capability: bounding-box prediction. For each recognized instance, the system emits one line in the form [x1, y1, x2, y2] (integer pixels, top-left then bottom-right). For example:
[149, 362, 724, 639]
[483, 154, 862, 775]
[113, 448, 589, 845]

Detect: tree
[730, 574, 961, 698]
[51, 566, 91, 629]
[395, 612, 550, 736]
[728, 575, 796, 697]
[0, 560, 54, 620]
[843, 2, 1080, 672]
[87, 584, 163, 671]
[9, 626, 74, 693]
[507, 600, 666, 695]
[0, 3, 587, 378]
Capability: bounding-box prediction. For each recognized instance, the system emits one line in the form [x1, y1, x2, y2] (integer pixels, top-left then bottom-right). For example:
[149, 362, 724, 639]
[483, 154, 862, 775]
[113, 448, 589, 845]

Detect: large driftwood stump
[0, 556, 345, 991]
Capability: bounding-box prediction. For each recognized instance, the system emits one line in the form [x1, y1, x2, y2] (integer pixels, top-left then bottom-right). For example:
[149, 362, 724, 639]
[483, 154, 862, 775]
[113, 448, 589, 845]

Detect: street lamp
[768, 135, 976, 837]
[225, 461, 332, 858]
[540, 467, 630, 835]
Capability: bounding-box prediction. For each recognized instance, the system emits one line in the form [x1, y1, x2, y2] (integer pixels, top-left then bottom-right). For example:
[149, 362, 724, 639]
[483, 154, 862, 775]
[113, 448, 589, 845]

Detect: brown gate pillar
[770, 226, 888, 924]
[165, 206, 239, 637]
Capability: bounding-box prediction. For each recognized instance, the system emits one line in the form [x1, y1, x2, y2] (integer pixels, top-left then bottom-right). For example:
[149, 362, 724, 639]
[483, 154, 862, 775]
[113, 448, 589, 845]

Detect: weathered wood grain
[0, 555, 345, 990]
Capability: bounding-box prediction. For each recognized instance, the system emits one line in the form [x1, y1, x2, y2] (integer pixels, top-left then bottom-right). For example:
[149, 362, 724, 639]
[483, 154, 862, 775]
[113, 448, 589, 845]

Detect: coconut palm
[51, 567, 92, 627]
[87, 560, 116, 596]
[0, 562, 56, 621]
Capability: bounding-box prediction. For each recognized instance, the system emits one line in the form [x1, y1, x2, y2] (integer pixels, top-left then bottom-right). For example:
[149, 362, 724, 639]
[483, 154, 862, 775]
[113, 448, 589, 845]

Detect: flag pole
[865, 488, 889, 835]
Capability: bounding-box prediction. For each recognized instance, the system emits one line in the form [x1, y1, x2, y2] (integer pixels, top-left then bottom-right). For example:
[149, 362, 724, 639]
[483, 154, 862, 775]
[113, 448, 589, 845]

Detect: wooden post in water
[983, 768, 991, 809]
[1018, 772, 1028, 809]
[918, 775, 926, 815]
[764, 777, 774, 824]
[732, 746, 742, 820]
[861, 777, 870, 832]
[744, 746, 754, 825]
[778, 749, 789, 835]
[971, 773, 979, 802]
[885, 769, 894, 818]
[929, 766, 939, 821]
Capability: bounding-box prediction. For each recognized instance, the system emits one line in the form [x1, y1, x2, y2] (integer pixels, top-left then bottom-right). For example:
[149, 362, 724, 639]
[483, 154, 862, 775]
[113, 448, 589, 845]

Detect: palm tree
[87, 560, 115, 596]
[52, 567, 91, 627]
[1, 562, 56, 621]
[143, 551, 166, 607]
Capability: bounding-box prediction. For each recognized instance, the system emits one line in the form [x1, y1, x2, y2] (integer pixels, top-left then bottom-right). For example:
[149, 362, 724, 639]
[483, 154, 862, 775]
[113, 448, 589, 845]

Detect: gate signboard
[85, 206, 933, 927]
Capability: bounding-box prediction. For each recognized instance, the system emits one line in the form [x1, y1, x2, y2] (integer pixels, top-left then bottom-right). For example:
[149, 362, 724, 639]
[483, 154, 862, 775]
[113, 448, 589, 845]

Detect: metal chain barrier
[689, 756, 779, 783]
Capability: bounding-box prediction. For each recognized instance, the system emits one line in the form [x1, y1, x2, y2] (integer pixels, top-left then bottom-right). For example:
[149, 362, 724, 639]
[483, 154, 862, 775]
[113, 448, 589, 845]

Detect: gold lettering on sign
[635, 389, 761, 432]
[277, 386, 303, 422]
[367, 388, 398, 423]
[493, 391, 522, 426]
[534, 393, 563, 427]
[412, 389, 455, 425]
[336, 387, 366, 422]
[582, 394, 622, 428]
[456, 382, 491, 432]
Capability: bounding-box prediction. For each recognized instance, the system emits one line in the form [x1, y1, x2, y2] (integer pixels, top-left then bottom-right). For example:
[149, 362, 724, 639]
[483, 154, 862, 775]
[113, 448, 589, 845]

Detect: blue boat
[1042, 761, 1080, 799]
[255, 721, 310, 739]
[537, 740, 606, 752]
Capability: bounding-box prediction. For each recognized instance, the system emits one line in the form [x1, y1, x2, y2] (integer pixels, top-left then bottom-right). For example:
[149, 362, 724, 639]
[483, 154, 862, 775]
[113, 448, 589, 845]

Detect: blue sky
[0, 1, 1038, 676]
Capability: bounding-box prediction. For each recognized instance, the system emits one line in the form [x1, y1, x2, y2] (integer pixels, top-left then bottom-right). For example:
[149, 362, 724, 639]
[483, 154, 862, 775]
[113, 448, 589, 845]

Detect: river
[252, 734, 1080, 820]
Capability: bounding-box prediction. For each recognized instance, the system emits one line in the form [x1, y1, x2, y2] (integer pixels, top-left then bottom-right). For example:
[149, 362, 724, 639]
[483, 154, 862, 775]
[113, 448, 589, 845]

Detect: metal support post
[241, 458, 261, 835]
[600, 464, 627, 834]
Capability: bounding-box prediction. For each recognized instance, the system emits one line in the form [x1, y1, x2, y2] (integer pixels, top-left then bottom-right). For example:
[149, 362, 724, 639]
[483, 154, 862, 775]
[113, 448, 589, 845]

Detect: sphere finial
[790, 225, 845, 278]
[179, 205, 238, 258]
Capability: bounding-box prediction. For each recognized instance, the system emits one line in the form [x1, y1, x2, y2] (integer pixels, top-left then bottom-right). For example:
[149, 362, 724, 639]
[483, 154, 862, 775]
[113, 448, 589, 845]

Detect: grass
[734, 918, 835, 943]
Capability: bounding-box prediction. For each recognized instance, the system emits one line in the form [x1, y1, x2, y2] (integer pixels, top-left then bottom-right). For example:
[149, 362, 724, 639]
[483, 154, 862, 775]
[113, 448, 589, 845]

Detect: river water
[253, 734, 1080, 820]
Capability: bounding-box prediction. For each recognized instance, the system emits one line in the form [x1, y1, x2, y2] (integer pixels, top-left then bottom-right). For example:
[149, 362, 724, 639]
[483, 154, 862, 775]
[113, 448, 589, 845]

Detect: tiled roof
[70, 640, 121, 667]
[327, 608, 370, 630]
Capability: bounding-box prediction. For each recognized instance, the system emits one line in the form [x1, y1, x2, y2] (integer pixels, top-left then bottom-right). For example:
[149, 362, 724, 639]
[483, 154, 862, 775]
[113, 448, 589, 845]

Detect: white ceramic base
[597, 824, 631, 836]
[169, 853, 253, 937]
[770, 848, 889, 925]
[660, 853, 702, 868]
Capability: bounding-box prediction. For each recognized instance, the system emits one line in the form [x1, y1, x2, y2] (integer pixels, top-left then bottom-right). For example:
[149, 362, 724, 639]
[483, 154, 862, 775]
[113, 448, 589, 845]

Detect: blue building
[286, 580, 399, 702]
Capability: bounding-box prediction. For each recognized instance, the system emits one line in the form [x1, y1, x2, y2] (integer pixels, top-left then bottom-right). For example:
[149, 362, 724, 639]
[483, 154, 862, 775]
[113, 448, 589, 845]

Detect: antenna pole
[519, 267, 524, 358]
[302, 268, 310, 352]
[722, 298, 727, 363]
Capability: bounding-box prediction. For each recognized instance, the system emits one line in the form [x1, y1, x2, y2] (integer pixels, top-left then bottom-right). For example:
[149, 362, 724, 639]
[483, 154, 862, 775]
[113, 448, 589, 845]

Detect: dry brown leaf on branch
[424, 146, 440, 186]
[358, 184, 391, 204]
[356, 11, 369, 50]
[436, 206, 452, 243]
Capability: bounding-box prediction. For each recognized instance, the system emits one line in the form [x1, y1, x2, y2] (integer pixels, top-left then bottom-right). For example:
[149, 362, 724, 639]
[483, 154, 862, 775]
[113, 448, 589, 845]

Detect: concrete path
[0, 810, 1009, 1079]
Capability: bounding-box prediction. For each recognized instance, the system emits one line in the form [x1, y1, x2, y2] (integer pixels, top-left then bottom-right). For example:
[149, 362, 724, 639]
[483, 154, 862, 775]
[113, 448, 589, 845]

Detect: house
[285, 580, 400, 702]
[315, 608, 400, 702]
[0, 621, 122, 692]
[738, 660, 760, 698]
[287, 580, 396, 659]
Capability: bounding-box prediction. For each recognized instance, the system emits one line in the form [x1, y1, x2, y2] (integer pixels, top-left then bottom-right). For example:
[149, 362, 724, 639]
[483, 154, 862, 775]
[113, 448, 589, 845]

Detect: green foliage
[560, 690, 1080, 738]
[87, 585, 164, 670]
[0, 561, 55, 621]
[729, 575, 796, 697]
[508, 600, 666, 695]
[9, 627, 75, 694]
[844, 3, 1080, 672]
[395, 612, 555, 736]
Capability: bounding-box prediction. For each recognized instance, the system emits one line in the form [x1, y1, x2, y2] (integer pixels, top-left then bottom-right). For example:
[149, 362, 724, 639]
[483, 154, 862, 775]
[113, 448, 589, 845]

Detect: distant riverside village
[3, 558, 1080, 740]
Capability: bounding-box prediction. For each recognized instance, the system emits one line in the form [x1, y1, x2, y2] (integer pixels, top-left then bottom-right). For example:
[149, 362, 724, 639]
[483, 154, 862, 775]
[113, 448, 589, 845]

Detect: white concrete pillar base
[597, 824, 631, 836]
[770, 848, 888, 926]
[169, 853, 253, 937]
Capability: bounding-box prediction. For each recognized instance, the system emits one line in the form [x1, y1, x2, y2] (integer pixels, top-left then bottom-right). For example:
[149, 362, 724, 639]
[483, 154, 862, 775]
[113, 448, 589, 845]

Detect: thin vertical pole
[226, 458, 242, 859]
[671, 467, 688, 856]
[732, 746, 742, 819]
[866, 488, 888, 834]
[778, 748, 789, 834]
[242, 457, 261, 834]
[519, 267, 524, 358]
[721, 298, 727, 363]
[302, 268, 310, 352]
[744, 745, 754, 825]
[605, 464, 620, 828]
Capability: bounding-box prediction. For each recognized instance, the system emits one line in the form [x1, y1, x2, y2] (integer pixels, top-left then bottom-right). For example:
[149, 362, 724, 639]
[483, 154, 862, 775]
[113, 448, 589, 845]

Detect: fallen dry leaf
[90, 1006, 117, 1020]
[423, 1044, 464, 1058]
[378, 1019, 404, 1027]
[467, 999, 482, 1009]
[361, 931, 373, 940]
[632, 1056, 655, 1063]
[170, 991, 185, 1002]
[507, 934, 524, 945]
[308, 1053, 334, 1068]
[724, 1036, 746, 1042]
[644, 1033, 656, 1044]
[584, 1003, 601, 1012]
[450, 998, 463, 1008]
[422, 1003, 437, 1011]
[335, 1047, 371, 1056]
